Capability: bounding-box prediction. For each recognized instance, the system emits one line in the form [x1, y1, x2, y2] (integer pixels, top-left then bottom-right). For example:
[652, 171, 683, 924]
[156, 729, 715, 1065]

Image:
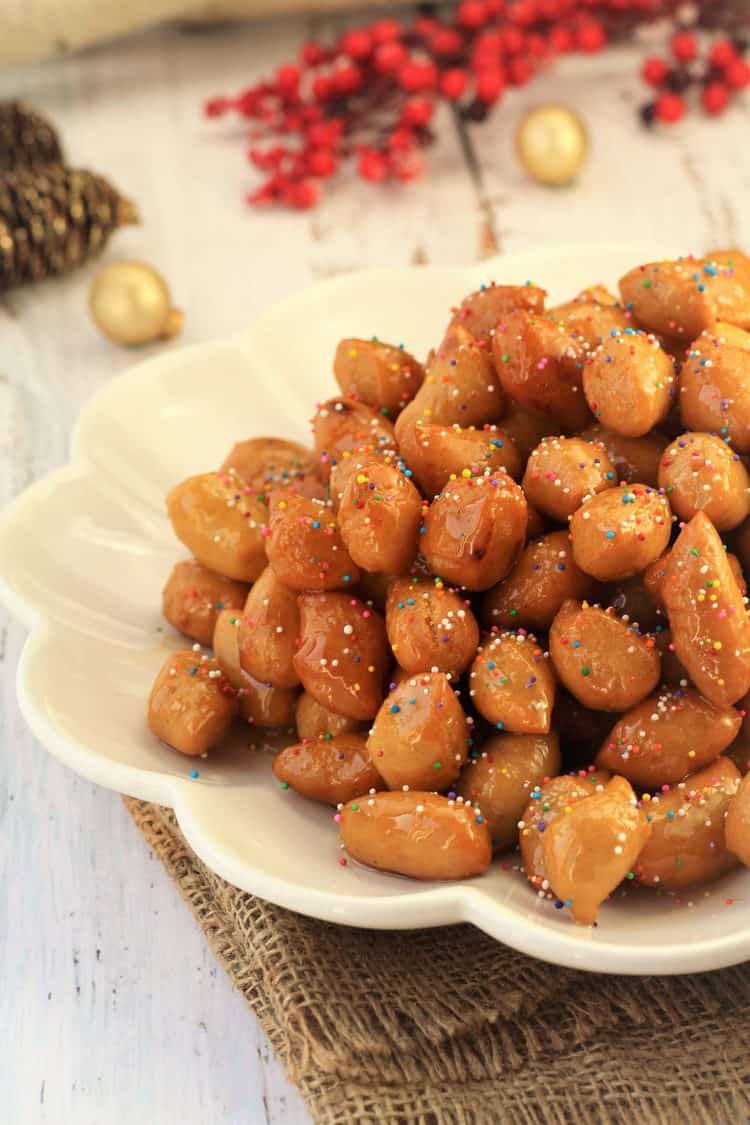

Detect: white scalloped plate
[2, 242, 748, 974]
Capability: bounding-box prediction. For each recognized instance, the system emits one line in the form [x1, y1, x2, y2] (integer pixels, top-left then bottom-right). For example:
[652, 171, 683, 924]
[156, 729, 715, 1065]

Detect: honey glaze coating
[162, 559, 250, 647]
[312, 396, 396, 481]
[367, 672, 468, 791]
[295, 692, 363, 741]
[725, 770, 750, 866]
[635, 758, 741, 890]
[519, 768, 611, 891]
[397, 421, 522, 494]
[582, 328, 676, 437]
[394, 325, 504, 439]
[456, 731, 561, 852]
[421, 472, 528, 591]
[725, 688, 750, 775]
[333, 337, 424, 416]
[661, 512, 750, 707]
[522, 435, 617, 523]
[447, 282, 546, 344]
[541, 775, 651, 924]
[549, 600, 660, 712]
[569, 482, 672, 582]
[469, 630, 556, 734]
[339, 791, 492, 880]
[238, 566, 301, 689]
[619, 250, 750, 340]
[499, 401, 559, 462]
[386, 575, 479, 678]
[493, 310, 591, 431]
[548, 285, 630, 349]
[657, 431, 750, 531]
[293, 592, 390, 720]
[679, 324, 750, 452]
[220, 436, 324, 500]
[338, 459, 422, 574]
[273, 734, 382, 806]
[480, 530, 595, 633]
[596, 688, 741, 789]
[147, 648, 237, 756]
[166, 471, 269, 583]
[577, 425, 666, 488]
[214, 608, 297, 728]
[266, 492, 360, 592]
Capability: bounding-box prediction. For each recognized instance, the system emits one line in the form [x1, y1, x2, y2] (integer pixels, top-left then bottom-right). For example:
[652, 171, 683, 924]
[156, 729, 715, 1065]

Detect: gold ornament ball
[515, 105, 588, 186]
[89, 260, 183, 345]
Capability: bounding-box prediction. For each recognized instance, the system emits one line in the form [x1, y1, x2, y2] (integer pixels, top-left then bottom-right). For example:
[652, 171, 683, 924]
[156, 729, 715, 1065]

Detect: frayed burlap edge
[124, 797, 750, 1125]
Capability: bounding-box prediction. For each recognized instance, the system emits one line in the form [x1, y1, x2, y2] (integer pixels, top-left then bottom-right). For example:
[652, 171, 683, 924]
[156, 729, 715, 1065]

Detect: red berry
[204, 96, 228, 118]
[393, 154, 425, 182]
[726, 58, 750, 91]
[312, 75, 332, 101]
[527, 33, 548, 59]
[398, 59, 438, 93]
[307, 148, 338, 177]
[247, 180, 278, 207]
[476, 68, 505, 104]
[508, 56, 533, 86]
[576, 20, 606, 53]
[709, 39, 737, 70]
[288, 180, 319, 210]
[539, 0, 565, 18]
[401, 97, 434, 127]
[511, 0, 538, 27]
[654, 92, 686, 124]
[414, 16, 439, 37]
[431, 27, 464, 56]
[300, 104, 322, 125]
[373, 41, 408, 74]
[307, 119, 343, 147]
[370, 18, 403, 44]
[235, 90, 261, 117]
[702, 81, 731, 116]
[457, 1, 488, 30]
[440, 68, 469, 100]
[485, 0, 505, 15]
[301, 41, 325, 67]
[549, 25, 574, 53]
[471, 31, 502, 70]
[388, 127, 415, 152]
[500, 26, 525, 54]
[641, 56, 669, 87]
[358, 149, 389, 183]
[671, 30, 697, 64]
[275, 65, 300, 96]
[333, 64, 362, 95]
[339, 29, 373, 61]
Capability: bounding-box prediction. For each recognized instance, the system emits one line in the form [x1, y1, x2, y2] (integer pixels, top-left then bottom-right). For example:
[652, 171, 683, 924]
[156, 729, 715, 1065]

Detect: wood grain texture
[1, 15, 750, 1125]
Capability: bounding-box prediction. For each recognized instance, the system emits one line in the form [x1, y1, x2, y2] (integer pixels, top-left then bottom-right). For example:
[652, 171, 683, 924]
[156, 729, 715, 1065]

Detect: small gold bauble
[89, 260, 182, 346]
[515, 105, 588, 187]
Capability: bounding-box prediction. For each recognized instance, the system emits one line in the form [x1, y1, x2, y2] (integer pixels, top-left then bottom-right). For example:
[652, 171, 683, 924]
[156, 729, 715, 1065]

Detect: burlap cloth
[124, 797, 750, 1125]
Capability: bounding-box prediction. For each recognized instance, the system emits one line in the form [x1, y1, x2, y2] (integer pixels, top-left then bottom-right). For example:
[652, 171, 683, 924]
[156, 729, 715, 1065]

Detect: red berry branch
[204, 1, 749, 210]
[640, 29, 750, 123]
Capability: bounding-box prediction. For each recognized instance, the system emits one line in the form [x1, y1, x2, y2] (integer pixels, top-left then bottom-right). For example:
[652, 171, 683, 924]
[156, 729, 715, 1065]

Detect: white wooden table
[2, 15, 750, 1125]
